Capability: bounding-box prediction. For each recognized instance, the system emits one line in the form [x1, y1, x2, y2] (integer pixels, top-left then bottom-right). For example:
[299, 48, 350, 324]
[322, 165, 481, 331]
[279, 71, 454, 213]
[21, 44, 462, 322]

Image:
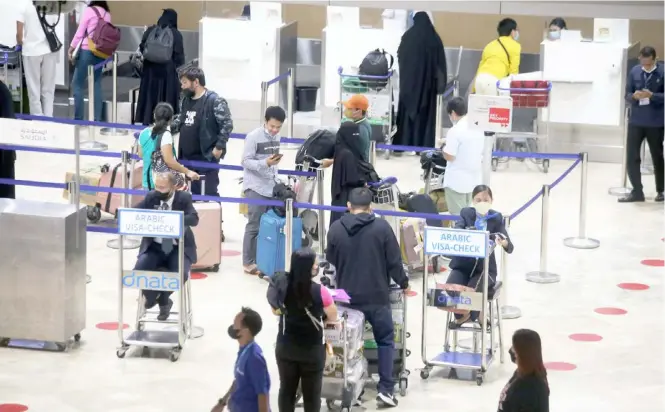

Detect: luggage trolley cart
[115, 208, 191, 362]
[492, 80, 552, 173]
[369, 177, 400, 241]
[337, 66, 396, 160]
[1, 45, 24, 113]
[419, 227, 504, 386]
[292, 155, 326, 250]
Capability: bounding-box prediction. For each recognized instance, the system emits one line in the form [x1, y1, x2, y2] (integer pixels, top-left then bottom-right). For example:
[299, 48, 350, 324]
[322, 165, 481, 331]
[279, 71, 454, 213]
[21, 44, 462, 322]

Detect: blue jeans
[73, 50, 105, 121]
[351, 304, 394, 394]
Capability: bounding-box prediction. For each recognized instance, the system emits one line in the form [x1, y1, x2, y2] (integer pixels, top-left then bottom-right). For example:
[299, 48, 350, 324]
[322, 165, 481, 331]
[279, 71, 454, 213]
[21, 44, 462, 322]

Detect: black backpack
[143, 26, 174, 64]
[272, 183, 298, 217]
[420, 149, 447, 172]
[359, 49, 394, 91]
[295, 129, 336, 166]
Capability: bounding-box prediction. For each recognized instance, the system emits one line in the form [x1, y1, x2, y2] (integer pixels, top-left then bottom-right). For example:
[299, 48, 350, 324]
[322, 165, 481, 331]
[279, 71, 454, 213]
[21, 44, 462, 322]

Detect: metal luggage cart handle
[337, 66, 395, 80]
[367, 176, 398, 189]
[495, 81, 553, 92]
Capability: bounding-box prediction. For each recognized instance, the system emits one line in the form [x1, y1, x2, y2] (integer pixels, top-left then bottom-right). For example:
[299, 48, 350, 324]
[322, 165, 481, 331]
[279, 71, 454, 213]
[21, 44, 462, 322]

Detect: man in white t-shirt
[15, 0, 58, 116]
[442, 97, 486, 215]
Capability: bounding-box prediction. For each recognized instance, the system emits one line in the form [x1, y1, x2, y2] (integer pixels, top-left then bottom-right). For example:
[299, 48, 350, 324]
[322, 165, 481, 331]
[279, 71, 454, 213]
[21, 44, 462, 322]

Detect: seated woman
[446, 184, 514, 327]
[273, 248, 337, 412]
[137, 102, 199, 190]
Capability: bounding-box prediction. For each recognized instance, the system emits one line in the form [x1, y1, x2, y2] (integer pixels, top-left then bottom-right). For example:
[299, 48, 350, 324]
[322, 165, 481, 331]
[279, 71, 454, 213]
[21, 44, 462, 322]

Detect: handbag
[35, 7, 62, 53]
[149, 131, 186, 189]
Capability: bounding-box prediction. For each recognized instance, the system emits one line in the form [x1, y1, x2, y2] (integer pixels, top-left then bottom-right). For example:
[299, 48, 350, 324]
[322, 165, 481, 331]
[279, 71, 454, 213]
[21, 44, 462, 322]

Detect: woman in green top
[137, 102, 199, 190]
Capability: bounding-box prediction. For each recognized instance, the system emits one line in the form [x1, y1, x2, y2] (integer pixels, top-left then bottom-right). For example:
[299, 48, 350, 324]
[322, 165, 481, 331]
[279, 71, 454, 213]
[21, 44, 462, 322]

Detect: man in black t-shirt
[171, 67, 233, 196]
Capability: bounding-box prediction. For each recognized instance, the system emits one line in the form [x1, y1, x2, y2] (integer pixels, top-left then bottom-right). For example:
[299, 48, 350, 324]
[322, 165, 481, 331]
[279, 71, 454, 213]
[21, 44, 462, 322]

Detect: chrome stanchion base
[79, 140, 109, 151]
[608, 187, 632, 196]
[526, 271, 560, 284]
[563, 236, 600, 250]
[189, 326, 205, 339]
[107, 237, 141, 250]
[500, 305, 522, 320]
[100, 127, 129, 137]
[641, 165, 654, 175]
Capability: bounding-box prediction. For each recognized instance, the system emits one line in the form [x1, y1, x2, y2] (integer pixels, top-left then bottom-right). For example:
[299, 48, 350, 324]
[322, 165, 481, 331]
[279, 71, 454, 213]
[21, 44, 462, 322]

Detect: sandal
[244, 266, 262, 276]
[448, 313, 471, 330]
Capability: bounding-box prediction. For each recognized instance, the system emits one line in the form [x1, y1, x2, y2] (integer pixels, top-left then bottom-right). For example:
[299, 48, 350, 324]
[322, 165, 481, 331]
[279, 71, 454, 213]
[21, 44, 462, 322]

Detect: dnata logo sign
[122, 271, 180, 291]
[437, 293, 472, 307]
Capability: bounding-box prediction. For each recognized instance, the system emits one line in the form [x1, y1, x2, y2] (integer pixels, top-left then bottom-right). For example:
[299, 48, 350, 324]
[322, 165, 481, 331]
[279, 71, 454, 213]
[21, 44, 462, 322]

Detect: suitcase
[96, 161, 145, 216]
[256, 209, 303, 278]
[400, 218, 424, 268]
[191, 178, 222, 272]
[321, 357, 367, 406]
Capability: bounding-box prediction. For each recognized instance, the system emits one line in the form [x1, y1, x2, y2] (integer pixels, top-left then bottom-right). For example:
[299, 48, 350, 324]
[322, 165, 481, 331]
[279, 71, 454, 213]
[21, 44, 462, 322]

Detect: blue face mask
[548, 31, 561, 40]
[513, 31, 520, 41]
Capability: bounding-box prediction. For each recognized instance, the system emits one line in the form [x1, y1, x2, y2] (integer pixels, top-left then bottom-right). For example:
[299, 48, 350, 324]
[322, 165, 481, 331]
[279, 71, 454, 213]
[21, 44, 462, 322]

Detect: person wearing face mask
[242, 106, 286, 275]
[547, 17, 567, 41]
[270, 248, 338, 412]
[132, 172, 199, 321]
[446, 185, 513, 328]
[213, 307, 270, 412]
[442, 97, 486, 215]
[170, 67, 234, 197]
[499, 329, 550, 412]
[619, 46, 664, 203]
[473, 18, 521, 96]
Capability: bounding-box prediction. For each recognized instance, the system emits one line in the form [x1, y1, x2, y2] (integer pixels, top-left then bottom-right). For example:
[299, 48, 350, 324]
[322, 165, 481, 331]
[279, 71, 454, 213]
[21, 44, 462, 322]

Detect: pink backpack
[87, 7, 121, 59]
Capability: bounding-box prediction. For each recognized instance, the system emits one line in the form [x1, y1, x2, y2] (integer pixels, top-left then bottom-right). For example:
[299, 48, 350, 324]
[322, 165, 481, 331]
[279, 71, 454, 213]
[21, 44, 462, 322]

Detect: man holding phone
[241, 106, 286, 275]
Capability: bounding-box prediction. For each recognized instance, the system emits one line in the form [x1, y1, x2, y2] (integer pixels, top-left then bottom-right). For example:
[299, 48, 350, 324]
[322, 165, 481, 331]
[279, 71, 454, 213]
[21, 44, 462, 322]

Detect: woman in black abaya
[393, 11, 447, 149]
[0, 80, 16, 199]
[330, 122, 367, 226]
[135, 8, 185, 126]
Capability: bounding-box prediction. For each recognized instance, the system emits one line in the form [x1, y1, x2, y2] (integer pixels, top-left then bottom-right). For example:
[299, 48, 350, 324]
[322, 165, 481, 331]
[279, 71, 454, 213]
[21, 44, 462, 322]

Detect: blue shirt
[626, 63, 664, 128]
[229, 342, 271, 412]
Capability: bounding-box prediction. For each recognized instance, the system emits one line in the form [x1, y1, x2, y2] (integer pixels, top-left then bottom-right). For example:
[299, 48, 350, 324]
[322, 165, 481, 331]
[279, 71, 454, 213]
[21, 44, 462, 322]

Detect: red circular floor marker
[594, 307, 627, 315]
[544, 362, 577, 371]
[221, 249, 241, 257]
[191, 272, 208, 280]
[617, 282, 650, 291]
[406, 290, 418, 297]
[95, 322, 128, 331]
[569, 333, 603, 342]
[0, 405, 29, 412]
[641, 259, 664, 267]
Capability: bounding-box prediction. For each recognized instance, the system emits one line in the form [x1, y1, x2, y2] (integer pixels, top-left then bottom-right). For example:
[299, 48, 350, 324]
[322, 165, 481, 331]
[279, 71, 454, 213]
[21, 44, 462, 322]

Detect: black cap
[348, 187, 372, 208]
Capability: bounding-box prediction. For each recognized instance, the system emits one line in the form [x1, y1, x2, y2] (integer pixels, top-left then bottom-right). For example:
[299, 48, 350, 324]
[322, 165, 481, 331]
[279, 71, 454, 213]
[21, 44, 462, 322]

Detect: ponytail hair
[287, 248, 317, 309]
[151, 102, 174, 139]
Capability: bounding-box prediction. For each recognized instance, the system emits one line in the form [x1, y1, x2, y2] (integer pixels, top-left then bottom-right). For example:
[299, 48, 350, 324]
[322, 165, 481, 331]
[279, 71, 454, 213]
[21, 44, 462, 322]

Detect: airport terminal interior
[0, 1, 664, 411]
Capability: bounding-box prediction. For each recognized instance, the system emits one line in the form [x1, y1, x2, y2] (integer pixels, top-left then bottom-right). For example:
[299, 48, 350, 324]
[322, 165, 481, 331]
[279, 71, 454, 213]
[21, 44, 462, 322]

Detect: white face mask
[643, 65, 657, 73]
[474, 201, 492, 216]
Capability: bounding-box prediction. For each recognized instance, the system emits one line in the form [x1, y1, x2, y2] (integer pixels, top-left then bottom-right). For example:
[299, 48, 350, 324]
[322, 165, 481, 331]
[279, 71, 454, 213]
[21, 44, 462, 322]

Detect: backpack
[358, 49, 394, 91]
[87, 7, 121, 59]
[272, 183, 298, 217]
[358, 159, 380, 184]
[295, 129, 336, 166]
[420, 149, 447, 172]
[143, 26, 174, 64]
[266, 271, 288, 314]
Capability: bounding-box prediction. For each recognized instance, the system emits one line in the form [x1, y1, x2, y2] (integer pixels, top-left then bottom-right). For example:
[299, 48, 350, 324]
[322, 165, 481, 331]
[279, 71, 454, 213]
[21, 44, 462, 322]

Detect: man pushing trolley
[115, 173, 199, 362]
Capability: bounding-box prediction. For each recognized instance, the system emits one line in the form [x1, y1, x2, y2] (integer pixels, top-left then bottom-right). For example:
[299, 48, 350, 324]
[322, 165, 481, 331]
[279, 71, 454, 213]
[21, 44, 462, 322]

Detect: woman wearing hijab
[135, 9, 185, 126]
[393, 11, 447, 150]
[330, 122, 371, 226]
[0, 80, 16, 199]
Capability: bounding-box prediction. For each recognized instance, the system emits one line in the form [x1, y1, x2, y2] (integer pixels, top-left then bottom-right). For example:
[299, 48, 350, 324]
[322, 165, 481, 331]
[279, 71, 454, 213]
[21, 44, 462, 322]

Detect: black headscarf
[335, 121, 364, 161]
[157, 8, 178, 29]
[331, 122, 364, 201]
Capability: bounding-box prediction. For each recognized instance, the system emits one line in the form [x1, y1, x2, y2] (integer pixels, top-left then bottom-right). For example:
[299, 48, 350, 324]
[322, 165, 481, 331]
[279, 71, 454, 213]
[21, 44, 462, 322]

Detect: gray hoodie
[242, 127, 280, 197]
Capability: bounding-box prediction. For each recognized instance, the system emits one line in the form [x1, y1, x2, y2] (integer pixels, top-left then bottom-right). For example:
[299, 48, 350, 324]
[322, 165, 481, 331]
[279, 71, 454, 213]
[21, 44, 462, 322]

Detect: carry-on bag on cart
[256, 209, 303, 278]
[295, 129, 336, 167]
[94, 161, 145, 217]
[190, 177, 222, 272]
[323, 307, 365, 372]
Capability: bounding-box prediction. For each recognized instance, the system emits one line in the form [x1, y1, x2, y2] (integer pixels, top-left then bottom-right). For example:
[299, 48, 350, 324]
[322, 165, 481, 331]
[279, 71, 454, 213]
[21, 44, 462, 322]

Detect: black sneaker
[618, 193, 645, 203]
[157, 299, 173, 321]
[655, 193, 664, 202]
[377, 392, 398, 408]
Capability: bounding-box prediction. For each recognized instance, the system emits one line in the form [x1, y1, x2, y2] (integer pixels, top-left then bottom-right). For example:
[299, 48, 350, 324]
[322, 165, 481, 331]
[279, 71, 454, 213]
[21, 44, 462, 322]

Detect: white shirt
[15, 0, 54, 57]
[153, 194, 176, 245]
[442, 116, 486, 193]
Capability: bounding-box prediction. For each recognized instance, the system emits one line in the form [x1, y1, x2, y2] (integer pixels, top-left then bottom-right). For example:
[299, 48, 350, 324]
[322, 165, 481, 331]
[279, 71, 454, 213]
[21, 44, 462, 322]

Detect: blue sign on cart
[117, 208, 183, 238]
[423, 227, 488, 258]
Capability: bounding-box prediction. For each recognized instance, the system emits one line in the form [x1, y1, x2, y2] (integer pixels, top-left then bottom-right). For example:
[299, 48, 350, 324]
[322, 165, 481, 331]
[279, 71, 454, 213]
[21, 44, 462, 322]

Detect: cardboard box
[63, 168, 102, 207]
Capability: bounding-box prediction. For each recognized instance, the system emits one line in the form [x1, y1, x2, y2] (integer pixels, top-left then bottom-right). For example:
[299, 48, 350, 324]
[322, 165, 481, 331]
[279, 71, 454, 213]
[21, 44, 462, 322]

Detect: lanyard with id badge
[640, 71, 655, 106]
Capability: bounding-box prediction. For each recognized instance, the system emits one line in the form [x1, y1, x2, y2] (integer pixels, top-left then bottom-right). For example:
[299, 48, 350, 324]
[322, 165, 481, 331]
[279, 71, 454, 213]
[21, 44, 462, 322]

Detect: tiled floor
[0, 128, 662, 412]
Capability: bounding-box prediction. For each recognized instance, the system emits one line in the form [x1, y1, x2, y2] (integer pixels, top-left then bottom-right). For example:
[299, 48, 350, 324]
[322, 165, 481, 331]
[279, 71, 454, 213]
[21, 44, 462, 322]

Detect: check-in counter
[0, 199, 86, 346]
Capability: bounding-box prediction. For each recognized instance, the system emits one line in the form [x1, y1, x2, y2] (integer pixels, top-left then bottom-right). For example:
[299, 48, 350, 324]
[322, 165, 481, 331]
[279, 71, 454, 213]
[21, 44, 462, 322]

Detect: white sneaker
[377, 392, 398, 408]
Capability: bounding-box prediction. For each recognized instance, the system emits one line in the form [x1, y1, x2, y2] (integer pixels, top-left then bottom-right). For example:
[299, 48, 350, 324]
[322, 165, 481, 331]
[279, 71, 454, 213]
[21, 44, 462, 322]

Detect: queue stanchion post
[284, 198, 294, 272]
[107, 151, 140, 250]
[608, 107, 632, 196]
[259, 81, 268, 126]
[499, 216, 521, 320]
[315, 168, 327, 261]
[435, 94, 444, 144]
[564, 153, 600, 249]
[526, 185, 560, 283]
[80, 64, 108, 151]
[369, 140, 377, 166]
[73, 126, 92, 284]
[285, 68, 297, 149]
[100, 53, 128, 137]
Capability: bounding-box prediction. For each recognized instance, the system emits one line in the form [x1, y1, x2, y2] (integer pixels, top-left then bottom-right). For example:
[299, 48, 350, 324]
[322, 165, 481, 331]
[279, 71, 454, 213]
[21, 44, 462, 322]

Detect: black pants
[276, 342, 325, 412]
[446, 268, 496, 320]
[626, 125, 664, 195]
[188, 164, 220, 197]
[134, 243, 191, 307]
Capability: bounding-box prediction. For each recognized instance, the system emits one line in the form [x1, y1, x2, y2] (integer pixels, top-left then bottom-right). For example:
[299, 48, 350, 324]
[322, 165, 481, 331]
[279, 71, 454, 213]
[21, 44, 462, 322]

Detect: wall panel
[283, 4, 326, 38]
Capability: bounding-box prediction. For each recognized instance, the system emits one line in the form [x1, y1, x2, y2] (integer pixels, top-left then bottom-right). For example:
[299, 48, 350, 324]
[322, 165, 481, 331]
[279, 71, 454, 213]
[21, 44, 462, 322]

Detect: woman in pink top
[68, 1, 112, 121]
